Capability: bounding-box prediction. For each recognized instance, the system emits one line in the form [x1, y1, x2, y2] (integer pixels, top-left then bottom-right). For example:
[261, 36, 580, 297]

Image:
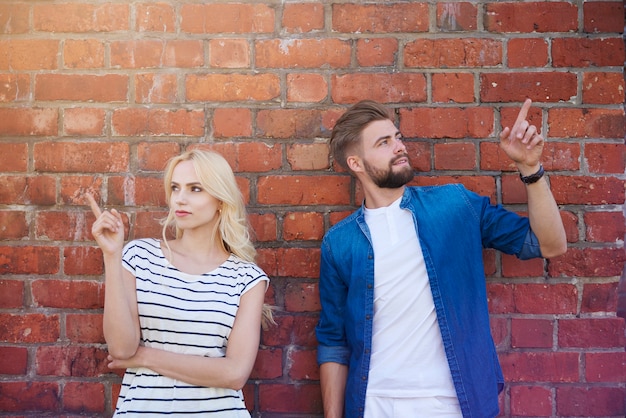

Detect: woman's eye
[192, 186, 202, 192]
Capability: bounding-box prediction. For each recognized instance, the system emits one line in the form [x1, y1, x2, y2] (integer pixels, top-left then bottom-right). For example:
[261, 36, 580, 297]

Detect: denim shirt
[316, 184, 542, 418]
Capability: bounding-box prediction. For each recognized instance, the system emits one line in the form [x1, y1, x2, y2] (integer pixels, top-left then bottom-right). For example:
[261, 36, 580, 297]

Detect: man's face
[359, 119, 413, 189]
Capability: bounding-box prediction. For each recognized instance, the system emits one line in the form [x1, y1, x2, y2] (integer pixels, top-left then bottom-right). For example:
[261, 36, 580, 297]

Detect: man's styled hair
[330, 100, 393, 171]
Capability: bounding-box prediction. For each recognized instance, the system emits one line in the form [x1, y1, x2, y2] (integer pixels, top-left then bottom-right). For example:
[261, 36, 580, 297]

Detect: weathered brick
[32, 279, 103, 309]
[485, 2, 577, 33]
[550, 176, 624, 205]
[282, 3, 324, 33]
[285, 281, 320, 312]
[0, 39, 59, 70]
[283, 212, 324, 241]
[259, 383, 322, 414]
[35, 74, 128, 102]
[583, 1, 624, 33]
[63, 382, 105, 413]
[0, 346, 28, 375]
[582, 72, 625, 104]
[112, 108, 204, 136]
[0, 175, 57, 205]
[136, 2, 175, 33]
[258, 38, 351, 69]
[249, 213, 277, 242]
[332, 73, 427, 104]
[584, 211, 625, 243]
[0, 73, 30, 102]
[287, 73, 328, 103]
[63, 246, 104, 276]
[208, 39, 249, 68]
[405, 38, 502, 68]
[585, 352, 626, 382]
[513, 283, 578, 315]
[434, 142, 476, 170]
[66, 313, 105, 343]
[250, 348, 282, 379]
[550, 247, 625, 278]
[63, 107, 106, 136]
[584, 142, 625, 174]
[432, 73, 475, 103]
[34, 142, 130, 173]
[480, 72, 577, 103]
[400, 107, 493, 139]
[356, 38, 398, 67]
[288, 348, 319, 380]
[286, 143, 330, 171]
[487, 283, 515, 314]
[0, 279, 24, 308]
[556, 386, 625, 417]
[34, 3, 129, 32]
[558, 318, 625, 348]
[135, 73, 179, 104]
[0, 3, 29, 34]
[501, 254, 545, 277]
[0, 313, 60, 343]
[0, 108, 58, 136]
[137, 142, 181, 171]
[553, 37, 624, 67]
[186, 73, 280, 101]
[332, 3, 428, 33]
[499, 352, 579, 383]
[0, 245, 59, 274]
[548, 108, 625, 139]
[181, 3, 274, 34]
[437, 2, 477, 31]
[511, 318, 553, 348]
[63, 39, 105, 69]
[0, 381, 60, 412]
[0, 210, 28, 240]
[507, 38, 549, 68]
[36, 346, 109, 377]
[510, 386, 553, 416]
[60, 175, 104, 206]
[257, 175, 350, 206]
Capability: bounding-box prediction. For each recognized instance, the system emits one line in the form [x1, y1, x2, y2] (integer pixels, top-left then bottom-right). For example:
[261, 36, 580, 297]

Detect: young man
[315, 99, 566, 418]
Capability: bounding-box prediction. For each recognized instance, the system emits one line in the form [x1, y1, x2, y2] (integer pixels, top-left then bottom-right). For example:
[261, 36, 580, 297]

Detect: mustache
[391, 154, 410, 164]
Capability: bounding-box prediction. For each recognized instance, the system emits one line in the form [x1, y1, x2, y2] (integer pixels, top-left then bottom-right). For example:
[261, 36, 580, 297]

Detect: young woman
[87, 150, 270, 417]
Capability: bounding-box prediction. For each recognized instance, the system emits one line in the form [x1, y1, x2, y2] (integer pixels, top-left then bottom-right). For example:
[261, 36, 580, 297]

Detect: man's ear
[346, 155, 363, 173]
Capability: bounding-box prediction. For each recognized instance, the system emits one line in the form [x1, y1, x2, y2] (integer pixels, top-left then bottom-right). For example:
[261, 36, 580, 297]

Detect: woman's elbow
[223, 365, 253, 391]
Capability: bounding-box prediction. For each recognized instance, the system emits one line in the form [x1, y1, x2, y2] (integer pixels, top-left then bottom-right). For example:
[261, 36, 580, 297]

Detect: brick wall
[0, 1, 625, 417]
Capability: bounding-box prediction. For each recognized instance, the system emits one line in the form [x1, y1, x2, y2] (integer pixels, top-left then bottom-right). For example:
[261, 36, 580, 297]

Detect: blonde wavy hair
[161, 149, 275, 326]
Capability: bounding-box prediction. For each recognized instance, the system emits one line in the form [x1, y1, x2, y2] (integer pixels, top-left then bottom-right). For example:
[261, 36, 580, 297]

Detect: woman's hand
[86, 193, 125, 256]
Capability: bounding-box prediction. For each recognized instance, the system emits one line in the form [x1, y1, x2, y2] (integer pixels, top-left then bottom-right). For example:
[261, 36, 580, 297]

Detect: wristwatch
[519, 164, 545, 184]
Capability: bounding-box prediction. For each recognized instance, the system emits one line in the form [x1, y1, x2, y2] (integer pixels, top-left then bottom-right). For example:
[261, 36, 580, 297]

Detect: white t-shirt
[364, 197, 457, 399]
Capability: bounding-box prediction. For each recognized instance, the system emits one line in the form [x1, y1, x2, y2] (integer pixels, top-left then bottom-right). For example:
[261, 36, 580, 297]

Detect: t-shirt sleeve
[121, 240, 138, 275]
[241, 264, 269, 295]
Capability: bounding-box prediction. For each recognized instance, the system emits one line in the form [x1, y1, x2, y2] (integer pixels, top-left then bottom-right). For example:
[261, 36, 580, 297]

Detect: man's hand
[499, 98, 544, 176]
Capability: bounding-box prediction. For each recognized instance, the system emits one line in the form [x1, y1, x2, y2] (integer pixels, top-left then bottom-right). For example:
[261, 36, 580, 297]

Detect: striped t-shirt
[113, 238, 268, 417]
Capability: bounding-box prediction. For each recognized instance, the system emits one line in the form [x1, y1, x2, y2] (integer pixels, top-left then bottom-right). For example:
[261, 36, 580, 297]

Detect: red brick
[510, 385, 553, 416]
[63, 39, 105, 69]
[35, 74, 128, 102]
[0, 3, 29, 34]
[487, 283, 514, 314]
[181, 3, 274, 34]
[250, 348, 282, 379]
[283, 212, 324, 241]
[583, 1, 624, 33]
[0, 279, 24, 308]
[262, 314, 293, 346]
[286, 143, 330, 171]
[329, 210, 354, 226]
[584, 211, 625, 243]
[332, 3, 428, 33]
[0, 381, 60, 412]
[135, 210, 169, 239]
[112, 108, 204, 136]
[432, 73, 475, 103]
[356, 38, 398, 67]
[489, 316, 508, 348]
[211, 108, 252, 138]
[0, 108, 57, 136]
[405, 38, 502, 68]
[513, 283, 578, 315]
[0, 39, 59, 70]
[0, 175, 57, 205]
[63, 382, 105, 413]
[480, 72, 577, 103]
[35, 211, 92, 242]
[501, 254, 545, 277]
[107, 175, 165, 207]
[581, 282, 618, 314]
[0, 73, 30, 102]
[434, 142, 476, 170]
[32, 279, 104, 309]
[550, 176, 624, 205]
[0, 210, 28, 240]
[249, 213, 277, 242]
[485, 2, 578, 33]
[34, 3, 129, 32]
[400, 107, 493, 139]
[556, 386, 625, 417]
[585, 142, 625, 174]
[437, 2, 477, 31]
[63, 107, 105, 136]
[550, 247, 625, 278]
[585, 352, 626, 382]
[0, 245, 59, 274]
[164, 40, 204, 68]
[135, 73, 178, 104]
[197, 142, 283, 173]
[257, 175, 350, 206]
[259, 383, 322, 413]
[560, 210, 579, 243]
[208, 39, 249, 68]
[272, 248, 320, 279]
[36, 346, 109, 377]
[0, 313, 60, 343]
[35, 142, 129, 173]
[292, 315, 318, 347]
[0, 346, 28, 375]
[507, 38, 549, 68]
[257, 39, 350, 69]
[137, 141, 181, 171]
[285, 281, 320, 312]
[59, 175, 105, 206]
[288, 349, 319, 380]
[511, 318, 554, 348]
[282, 3, 324, 33]
[186, 73, 279, 101]
[64, 246, 104, 276]
[553, 37, 624, 67]
[287, 73, 328, 103]
[66, 313, 105, 343]
[548, 108, 625, 139]
[405, 141, 432, 172]
[136, 2, 175, 33]
[332, 73, 427, 104]
[582, 72, 625, 104]
[111, 40, 166, 68]
[257, 109, 326, 139]
[558, 318, 625, 348]
[499, 352, 579, 383]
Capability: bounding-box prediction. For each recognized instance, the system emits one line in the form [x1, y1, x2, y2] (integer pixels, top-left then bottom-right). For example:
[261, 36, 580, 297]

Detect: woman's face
[169, 160, 221, 233]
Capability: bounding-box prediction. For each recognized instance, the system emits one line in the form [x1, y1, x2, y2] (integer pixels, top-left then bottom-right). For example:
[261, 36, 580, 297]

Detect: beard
[363, 154, 414, 189]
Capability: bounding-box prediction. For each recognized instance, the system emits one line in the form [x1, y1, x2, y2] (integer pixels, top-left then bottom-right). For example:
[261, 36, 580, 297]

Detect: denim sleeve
[315, 236, 351, 366]
[517, 229, 543, 260]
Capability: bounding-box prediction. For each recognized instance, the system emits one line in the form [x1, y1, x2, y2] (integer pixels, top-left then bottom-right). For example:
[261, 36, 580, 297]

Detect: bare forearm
[320, 362, 348, 418]
[102, 255, 140, 359]
[525, 176, 567, 258]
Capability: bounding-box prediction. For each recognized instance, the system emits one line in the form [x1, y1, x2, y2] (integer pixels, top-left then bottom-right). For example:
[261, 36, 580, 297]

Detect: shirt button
[367, 284, 372, 289]
[365, 314, 371, 320]
[362, 376, 367, 380]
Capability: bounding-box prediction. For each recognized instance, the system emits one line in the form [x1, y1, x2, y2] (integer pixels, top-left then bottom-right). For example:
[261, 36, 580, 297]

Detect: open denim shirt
[316, 184, 542, 418]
